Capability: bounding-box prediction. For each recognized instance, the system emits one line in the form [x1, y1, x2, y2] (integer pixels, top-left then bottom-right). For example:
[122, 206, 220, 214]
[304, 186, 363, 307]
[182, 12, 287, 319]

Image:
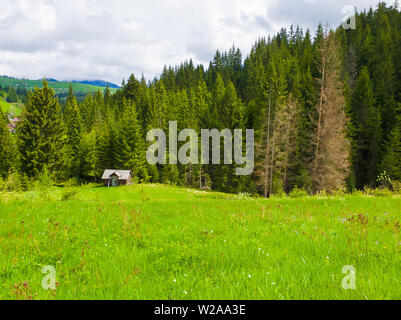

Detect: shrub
[363, 186, 393, 197]
[288, 187, 308, 198]
[34, 167, 53, 191]
[377, 171, 393, 190]
[232, 192, 252, 200]
[5, 170, 23, 192]
[61, 188, 79, 201]
[391, 181, 401, 194]
[64, 178, 79, 188]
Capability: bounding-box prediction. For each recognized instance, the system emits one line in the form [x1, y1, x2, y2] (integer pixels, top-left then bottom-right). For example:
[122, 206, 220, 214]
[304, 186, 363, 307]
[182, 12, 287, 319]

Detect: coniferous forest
[1, 3, 401, 196]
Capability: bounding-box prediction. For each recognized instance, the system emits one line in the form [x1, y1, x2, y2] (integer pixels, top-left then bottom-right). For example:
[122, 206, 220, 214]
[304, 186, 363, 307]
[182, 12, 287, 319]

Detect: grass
[0, 96, 22, 116]
[0, 76, 117, 94]
[1, 184, 401, 300]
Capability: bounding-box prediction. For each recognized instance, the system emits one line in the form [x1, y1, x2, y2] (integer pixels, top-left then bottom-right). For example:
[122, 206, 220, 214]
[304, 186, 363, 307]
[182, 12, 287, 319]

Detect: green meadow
[0, 76, 117, 94]
[1, 184, 401, 300]
[0, 96, 22, 116]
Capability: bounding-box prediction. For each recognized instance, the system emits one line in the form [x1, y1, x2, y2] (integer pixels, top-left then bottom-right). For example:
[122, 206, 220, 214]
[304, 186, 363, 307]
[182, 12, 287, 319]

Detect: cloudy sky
[0, 0, 394, 85]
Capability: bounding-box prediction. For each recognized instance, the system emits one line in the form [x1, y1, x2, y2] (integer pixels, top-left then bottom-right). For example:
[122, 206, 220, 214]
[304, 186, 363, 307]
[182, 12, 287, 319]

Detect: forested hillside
[1, 3, 401, 196]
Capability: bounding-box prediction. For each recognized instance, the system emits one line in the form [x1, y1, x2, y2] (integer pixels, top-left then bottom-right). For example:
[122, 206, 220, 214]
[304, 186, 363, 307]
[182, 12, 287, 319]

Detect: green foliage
[0, 113, 12, 178]
[288, 186, 308, 198]
[6, 86, 18, 103]
[18, 80, 67, 179]
[2, 3, 401, 196]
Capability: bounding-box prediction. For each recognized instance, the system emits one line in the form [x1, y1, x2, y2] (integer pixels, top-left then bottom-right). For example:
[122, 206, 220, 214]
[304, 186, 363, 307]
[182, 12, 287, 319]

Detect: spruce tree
[350, 67, 382, 188]
[381, 104, 401, 180]
[64, 86, 83, 178]
[18, 80, 67, 179]
[0, 113, 12, 178]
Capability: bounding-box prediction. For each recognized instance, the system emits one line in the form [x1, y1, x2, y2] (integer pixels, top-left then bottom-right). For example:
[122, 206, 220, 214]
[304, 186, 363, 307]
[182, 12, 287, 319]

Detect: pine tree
[114, 99, 148, 181]
[123, 74, 141, 104]
[311, 31, 350, 193]
[6, 86, 18, 103]
[64, 86, 83, 178]
[381, 104, 401, 180]
[80, 129, 97, 181]
[350, 66, 382, 188]
[18, 80, 67, 179]
[0, 113, 12, 178]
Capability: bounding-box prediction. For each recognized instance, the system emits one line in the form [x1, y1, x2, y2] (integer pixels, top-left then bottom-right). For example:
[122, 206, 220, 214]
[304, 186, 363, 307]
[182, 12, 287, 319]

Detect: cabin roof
[101, 170, 131, 180]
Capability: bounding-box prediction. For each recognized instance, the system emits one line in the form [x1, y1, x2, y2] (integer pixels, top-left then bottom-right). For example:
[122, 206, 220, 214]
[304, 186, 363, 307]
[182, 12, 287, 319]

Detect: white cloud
[18, 0, 57, 30]
[0, 0, 394, 84]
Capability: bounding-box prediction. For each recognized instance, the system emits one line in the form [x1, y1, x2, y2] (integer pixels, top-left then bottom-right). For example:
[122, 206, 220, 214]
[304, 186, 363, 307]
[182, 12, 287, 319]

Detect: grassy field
[0, 96, 23, 116]
[0, 184, 401, 300]
[0, 76, 117, 94]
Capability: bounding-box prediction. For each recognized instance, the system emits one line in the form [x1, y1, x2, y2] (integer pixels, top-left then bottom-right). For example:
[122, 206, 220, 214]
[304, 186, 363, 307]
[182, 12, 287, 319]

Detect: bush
[34, 167, 53, 191]
[363, 186, 393, 197]
[316, 189, 327, 197]
[331, 186, 348, 197]
[391, 181, 401, 194]
[270, 188, 287, 198]
[232, 192, 252, 200]
[4, 170, 23, 192]
[288, 187, 308, 198]
[377, 171, 393, 190]
[0, 177, 5, 192]
[61, 188, 79, 201]
[64, 178, 79, 188]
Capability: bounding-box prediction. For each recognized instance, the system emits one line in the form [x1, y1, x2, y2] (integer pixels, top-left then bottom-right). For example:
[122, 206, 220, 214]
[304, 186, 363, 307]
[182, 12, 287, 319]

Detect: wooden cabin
[101, 170, 132, 187]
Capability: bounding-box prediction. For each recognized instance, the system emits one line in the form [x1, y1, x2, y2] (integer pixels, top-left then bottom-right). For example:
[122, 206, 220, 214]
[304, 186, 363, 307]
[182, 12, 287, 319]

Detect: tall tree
[311, 32, 350, 193]
[0, 113, 12, 178]
[350, 67, 382, 188]
[64, 86, 83, 178]
[18, 80, 67, 178]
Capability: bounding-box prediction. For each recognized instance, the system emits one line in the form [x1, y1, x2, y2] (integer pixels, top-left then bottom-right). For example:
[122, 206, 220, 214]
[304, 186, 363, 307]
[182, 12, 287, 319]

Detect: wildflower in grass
[183, 291, 188, 295]
[248, 274, 251, 278]
[271, 282, 276, 285]
[173, 279, 176, 282]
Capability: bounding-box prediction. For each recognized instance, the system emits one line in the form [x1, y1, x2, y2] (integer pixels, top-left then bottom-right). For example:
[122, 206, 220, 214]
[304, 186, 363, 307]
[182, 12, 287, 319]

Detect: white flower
[183, 291, 188, 295]
[271, 282, 276, 285]
[248, 274, 251, 278]
[173, 279, 176, 282]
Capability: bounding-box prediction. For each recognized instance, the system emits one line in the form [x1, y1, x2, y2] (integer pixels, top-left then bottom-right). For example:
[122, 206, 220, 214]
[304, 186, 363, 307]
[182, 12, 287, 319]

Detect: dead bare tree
[311, 29, 350, 193]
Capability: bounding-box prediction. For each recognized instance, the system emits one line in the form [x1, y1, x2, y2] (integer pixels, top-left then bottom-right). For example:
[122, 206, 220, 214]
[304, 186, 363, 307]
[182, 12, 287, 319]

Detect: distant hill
[0, 76, 118, 94]
[0, 95, 23, 116]
[72, 80, 120, 89]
